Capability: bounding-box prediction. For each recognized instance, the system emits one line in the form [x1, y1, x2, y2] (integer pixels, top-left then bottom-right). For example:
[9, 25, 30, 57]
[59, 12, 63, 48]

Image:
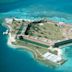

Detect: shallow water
[0, 0, 72, 72]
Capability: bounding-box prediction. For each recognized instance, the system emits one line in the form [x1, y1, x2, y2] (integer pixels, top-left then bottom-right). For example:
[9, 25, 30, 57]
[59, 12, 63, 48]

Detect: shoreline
[3, 17, 68, 68]
[7, 32, 38, 58]
[7, 32, 64, 68]
[6, 33, 60, 68]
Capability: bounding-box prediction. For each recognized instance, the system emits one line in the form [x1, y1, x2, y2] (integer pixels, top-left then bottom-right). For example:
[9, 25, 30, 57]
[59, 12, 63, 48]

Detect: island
[3, 18, 72, 68]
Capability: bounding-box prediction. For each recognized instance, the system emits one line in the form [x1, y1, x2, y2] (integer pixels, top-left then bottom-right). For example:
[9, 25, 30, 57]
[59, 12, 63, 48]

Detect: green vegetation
[10, 19, 28, 35]
[14, 39, 59, 67]
[11, 19, 72, 40]
[6, 19, 69, 67]
[15, 39, 48, 55]
[12, 20, 22, 29]
[27, 23, 63, 40]
[19, 38, 49, 48]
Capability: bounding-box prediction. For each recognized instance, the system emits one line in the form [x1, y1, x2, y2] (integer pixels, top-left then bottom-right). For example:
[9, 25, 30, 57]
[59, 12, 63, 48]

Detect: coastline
[7, 32, 60, 68]
[3, 17, 68, 68]
[7, 32, 38, 58]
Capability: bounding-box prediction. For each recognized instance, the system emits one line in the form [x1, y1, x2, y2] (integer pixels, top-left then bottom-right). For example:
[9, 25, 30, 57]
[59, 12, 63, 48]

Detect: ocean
[0, 0, 72, 72]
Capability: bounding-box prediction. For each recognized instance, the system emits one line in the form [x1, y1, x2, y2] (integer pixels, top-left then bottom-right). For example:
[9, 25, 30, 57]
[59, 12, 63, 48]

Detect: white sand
[58, 22, 64, 25]
[39, 23, 44, 26]
[5, 18, 13, 24]
[7, 33, 16, 48]
[13, 18, 32, 22]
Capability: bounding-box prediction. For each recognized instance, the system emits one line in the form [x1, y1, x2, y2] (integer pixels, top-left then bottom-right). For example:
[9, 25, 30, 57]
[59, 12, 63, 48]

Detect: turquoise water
[0, 0, 72, 72]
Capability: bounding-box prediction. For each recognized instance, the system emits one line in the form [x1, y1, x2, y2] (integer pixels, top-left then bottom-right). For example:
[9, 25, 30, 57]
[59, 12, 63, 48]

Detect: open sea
[0, 0, 72, 72]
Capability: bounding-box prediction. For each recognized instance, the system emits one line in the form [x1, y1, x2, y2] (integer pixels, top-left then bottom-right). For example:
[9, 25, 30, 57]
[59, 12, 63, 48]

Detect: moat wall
[53, 39, 72, 47]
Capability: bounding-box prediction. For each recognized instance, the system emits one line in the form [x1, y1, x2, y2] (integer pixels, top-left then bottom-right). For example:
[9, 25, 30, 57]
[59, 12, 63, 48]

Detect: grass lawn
[27, 22, 63, 40]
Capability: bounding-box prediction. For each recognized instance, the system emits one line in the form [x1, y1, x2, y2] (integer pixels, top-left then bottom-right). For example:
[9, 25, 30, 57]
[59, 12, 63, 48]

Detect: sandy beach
[7, 33, 16, 48]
